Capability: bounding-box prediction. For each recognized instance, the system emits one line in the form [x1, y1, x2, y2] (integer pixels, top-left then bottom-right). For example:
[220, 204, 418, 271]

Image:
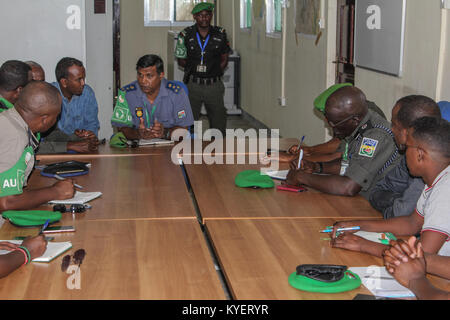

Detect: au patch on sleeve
[359, 137, 378, 158]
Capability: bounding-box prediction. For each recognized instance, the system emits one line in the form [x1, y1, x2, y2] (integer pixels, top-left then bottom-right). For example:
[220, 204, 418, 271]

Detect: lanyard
[145, 105, 157, 127]
[196, 32, 210, 65]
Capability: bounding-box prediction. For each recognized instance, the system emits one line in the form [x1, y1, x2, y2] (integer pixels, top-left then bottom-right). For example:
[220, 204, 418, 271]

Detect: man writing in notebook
[286, 86, 399, 199]
[111, 54, 194, 140]
[0, 81, 75, 214]
[330, 117, 450, 257]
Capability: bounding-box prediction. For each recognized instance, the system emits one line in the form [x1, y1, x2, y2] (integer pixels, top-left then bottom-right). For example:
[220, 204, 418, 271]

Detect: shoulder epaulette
[166, 81, 182, 94]
[121, 83, 137, 93]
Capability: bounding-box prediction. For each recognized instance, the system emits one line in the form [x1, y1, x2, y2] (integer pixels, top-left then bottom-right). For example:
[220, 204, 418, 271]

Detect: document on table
[349, 267, 415, 298]
[49, 191, 102, 205]
[138, 138, 174, 146]
[353, 231, 397, 245]
[0, 240, 72, 262]
[264, 169, 289, 180]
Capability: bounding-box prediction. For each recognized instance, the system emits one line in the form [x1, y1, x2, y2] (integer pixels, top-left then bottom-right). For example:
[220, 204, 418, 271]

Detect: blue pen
[320, 226, 361, 233]
[39, 219, 50, 235]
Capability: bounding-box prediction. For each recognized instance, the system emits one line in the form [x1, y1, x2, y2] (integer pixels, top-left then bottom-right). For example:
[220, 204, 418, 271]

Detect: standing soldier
[175, 2, 232, 136]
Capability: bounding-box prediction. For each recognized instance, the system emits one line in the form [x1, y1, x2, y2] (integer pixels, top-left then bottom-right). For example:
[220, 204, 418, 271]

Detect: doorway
[335, 0, 355, 84]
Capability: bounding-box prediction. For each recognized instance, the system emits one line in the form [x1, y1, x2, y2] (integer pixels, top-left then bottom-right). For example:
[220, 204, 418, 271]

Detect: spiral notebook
[0, 240, 72, 263]
[49, 191, 102, 205]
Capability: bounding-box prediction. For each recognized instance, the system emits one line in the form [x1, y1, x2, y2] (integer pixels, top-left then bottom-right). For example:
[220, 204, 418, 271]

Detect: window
[266, 0, 282, 35]
[240, 0, 252, 29]
[144, 0, 214, 27]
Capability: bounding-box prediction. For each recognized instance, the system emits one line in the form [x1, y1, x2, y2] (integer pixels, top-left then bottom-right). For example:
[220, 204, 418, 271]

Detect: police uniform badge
[359, 137, 378, 158]
[135, 107, 144, 118]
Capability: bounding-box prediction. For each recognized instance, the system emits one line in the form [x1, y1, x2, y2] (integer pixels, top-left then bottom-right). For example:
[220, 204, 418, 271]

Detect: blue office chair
[438, 101, 450, 121]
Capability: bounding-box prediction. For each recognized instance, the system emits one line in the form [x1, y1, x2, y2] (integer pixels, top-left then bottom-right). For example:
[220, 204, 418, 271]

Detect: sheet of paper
[49, 191, 102, 205]
[0, 240, 72, 263]
[264, 169, 289, 180]
[349, 266, 415, 298]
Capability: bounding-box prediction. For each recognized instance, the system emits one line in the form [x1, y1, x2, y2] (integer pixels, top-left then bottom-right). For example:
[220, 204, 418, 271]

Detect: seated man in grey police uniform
[369, 95, 442, 218]
[111, 54, 194, 140]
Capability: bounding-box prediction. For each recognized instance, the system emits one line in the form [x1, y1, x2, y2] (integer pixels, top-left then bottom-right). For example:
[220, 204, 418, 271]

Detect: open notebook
[349, 266, 415, 298]
[49, 191, 102, 205]
[138, 138, 174, 146]
[0, 240, 72, 263]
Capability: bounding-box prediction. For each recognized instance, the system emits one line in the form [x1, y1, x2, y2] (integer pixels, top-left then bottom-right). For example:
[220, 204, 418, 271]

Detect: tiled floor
[196, 113, 272, 137]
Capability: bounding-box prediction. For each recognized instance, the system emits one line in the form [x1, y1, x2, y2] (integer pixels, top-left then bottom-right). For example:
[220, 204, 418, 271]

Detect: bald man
[0, 81, 75, 214]
[286, 86, 400, 199]
[24, 61, 45, 81]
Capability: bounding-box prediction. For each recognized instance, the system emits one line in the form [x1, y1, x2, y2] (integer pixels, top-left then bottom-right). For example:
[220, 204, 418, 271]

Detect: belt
[187, 75, 221, 85]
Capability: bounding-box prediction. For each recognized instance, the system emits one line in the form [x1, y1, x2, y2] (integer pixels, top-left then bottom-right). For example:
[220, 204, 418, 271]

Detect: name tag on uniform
[196, 64, 207, 73]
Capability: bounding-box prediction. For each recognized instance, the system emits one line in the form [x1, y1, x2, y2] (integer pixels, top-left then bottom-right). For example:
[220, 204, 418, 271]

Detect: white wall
[0, 0, 87, 83]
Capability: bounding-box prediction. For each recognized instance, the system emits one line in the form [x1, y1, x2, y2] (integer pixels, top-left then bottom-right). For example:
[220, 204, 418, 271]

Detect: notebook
[49, 191, 102, 205]
[264, 169, 289, 181]
[138, 138, 174, 146]
[349, 266, 415, 298]
[0, 240, 72, 263]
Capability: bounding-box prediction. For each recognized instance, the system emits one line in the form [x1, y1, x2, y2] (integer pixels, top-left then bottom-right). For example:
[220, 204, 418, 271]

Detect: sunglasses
[53, 204, 89, 213]
[61, 249, 86, 272]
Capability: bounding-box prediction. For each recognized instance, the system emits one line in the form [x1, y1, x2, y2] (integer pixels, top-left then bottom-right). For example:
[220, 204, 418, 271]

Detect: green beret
[235, 170, 275, 189]
[192, 2, 214, 15]
[313, 83, 353, 113]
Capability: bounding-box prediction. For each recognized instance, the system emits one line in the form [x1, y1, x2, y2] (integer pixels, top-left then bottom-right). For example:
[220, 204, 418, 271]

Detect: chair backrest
[438, 101, 450, 121]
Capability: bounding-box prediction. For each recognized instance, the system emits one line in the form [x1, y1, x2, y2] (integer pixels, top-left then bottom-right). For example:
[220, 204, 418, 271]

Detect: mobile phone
[42, 226, 75, 233]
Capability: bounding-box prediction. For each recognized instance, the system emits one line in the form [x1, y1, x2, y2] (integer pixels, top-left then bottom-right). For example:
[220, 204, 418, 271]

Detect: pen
[320, 226, 361, 233]
[54, 174, 83, 189]
[297, 136, 305, 170]
[39, 219, 50, 235]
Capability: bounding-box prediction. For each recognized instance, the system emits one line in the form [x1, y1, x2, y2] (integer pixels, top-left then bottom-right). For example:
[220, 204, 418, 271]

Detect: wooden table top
[29, 154, 197, 221]
[0, 219, 225, 300]
[184, 163, 381, 222]
[205, 218, 450, 300]
[36, 143, 172, 161]
[35, 138, 300, 161]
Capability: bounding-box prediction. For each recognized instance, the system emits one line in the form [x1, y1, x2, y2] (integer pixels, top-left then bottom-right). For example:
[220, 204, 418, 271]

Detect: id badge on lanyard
[196, 33, 210, 73]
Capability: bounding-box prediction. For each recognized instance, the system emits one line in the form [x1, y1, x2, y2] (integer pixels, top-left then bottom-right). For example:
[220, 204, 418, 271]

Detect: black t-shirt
[177, 25, 231, 78]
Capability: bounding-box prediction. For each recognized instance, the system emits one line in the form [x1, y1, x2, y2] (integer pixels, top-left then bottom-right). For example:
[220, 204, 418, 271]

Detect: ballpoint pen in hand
[297, 136, 305, 170]
[320, 226, 361, 233]
[54, 174, 83, 189]
[39, 219, 50, 235]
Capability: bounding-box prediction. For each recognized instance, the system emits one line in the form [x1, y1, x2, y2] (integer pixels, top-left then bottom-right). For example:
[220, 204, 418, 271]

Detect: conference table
[0, 219, 225, 300]
[183, 162, 381, 223]
[0, 138, 447, 300]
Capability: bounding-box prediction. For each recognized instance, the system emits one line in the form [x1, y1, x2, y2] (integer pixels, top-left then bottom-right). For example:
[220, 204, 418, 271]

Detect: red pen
[276, 185, 307, 192]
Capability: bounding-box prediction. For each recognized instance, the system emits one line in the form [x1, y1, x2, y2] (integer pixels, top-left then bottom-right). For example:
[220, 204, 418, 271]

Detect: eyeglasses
[325, 114, 356, 128]
[61, 249, 86, 272]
